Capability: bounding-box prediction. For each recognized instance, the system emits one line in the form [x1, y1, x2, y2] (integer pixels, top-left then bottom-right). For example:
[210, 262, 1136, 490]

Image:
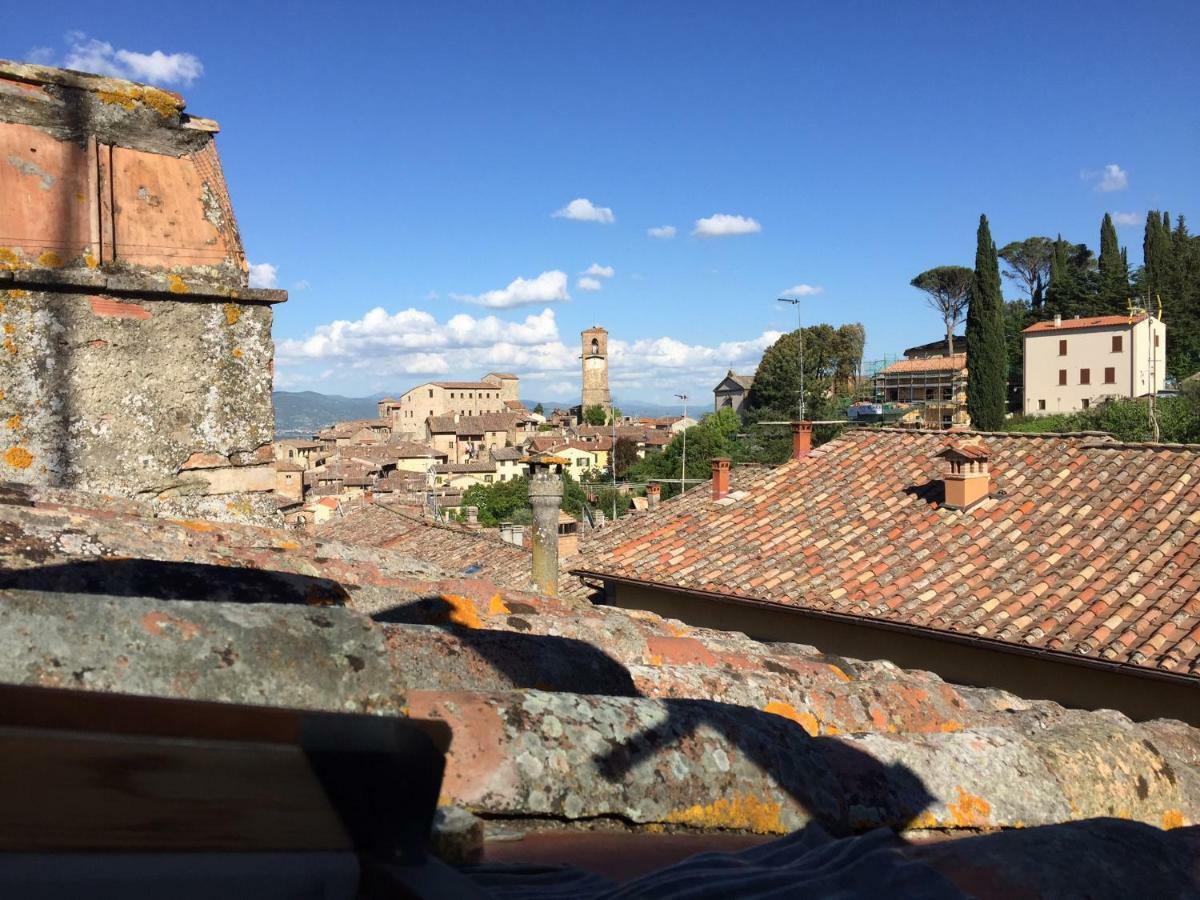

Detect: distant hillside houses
[272, 373, 688, 528]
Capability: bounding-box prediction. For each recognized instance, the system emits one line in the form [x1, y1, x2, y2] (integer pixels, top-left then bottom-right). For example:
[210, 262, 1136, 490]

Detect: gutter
[569, 569, 1200, 690]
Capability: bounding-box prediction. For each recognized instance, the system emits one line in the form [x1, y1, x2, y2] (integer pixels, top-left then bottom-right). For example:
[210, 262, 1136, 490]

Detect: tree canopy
[910, 266, 973, 355]
[966, 214, 1007, 430]
[745, 323, 865, 419]
[998, 236, 1054, 308]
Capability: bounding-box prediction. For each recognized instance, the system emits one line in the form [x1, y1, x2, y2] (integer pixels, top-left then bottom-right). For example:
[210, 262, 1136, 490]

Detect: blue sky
[8, 2, 1199, 404]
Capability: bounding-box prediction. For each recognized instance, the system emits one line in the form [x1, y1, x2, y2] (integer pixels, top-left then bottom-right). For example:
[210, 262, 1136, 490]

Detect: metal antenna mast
[777, 297, 806, 420]
[675, 393, 689, 495]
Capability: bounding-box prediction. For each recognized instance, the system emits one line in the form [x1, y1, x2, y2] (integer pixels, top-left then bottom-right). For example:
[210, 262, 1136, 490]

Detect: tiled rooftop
[0, 479, 1197, 845]
[879, 354, 967, 374]
[575, 429, 1200, 680]
[1024, 314, 1148, 333]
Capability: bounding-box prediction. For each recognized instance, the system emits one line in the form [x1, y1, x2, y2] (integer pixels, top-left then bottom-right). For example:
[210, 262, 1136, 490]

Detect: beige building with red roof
[574, 427, 1200, 724]
[873, 354, 969, 428]
[383, 372, 521, 427]
[1023, 313, 1166, 415]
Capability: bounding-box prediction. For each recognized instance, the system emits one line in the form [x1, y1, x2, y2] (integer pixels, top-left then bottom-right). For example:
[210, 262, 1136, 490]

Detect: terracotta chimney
[791, 421, 813, 460]
[646, 483, 661, 512]
[712, 457, 731, 501]
[935, 438, 991, 510]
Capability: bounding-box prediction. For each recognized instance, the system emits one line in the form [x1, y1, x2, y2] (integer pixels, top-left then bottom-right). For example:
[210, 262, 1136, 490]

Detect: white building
[1022, 313, 1166, 416]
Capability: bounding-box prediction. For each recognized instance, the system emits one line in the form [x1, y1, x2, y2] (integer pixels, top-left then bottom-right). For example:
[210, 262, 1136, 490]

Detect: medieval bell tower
[580, 326, 611, 412]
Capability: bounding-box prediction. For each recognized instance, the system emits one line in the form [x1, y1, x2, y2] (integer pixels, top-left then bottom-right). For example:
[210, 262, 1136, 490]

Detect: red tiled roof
[431, 381, 497, 390]
[576, 429, 1200, 680]
[879, 354, 967, 374]
[1024, 314, 1147, 334]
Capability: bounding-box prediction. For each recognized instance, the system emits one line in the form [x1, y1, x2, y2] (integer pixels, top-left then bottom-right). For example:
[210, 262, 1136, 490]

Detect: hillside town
[1, 34, 1200, 900]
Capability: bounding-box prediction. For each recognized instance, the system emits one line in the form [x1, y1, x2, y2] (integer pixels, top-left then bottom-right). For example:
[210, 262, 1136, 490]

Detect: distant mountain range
[273, 391, 691, 437]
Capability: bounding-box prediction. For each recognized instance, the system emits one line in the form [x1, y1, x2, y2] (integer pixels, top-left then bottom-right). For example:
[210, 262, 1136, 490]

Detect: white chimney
[1053, 314, 1062, 328]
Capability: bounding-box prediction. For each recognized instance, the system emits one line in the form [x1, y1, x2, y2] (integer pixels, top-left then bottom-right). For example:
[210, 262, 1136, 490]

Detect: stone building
[1022, 313, 1166, 415]
[382, 374, 518, 427]
[580, 325, 611, 413]
[0, 59, 286, 520]
[713, 370, 754, 414]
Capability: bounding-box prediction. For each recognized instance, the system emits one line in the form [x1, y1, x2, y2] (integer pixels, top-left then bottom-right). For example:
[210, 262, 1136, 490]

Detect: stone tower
[581, 326, 611, 412]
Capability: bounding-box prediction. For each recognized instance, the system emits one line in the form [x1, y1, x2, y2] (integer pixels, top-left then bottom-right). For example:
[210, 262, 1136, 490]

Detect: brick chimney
[712, 457, 731, 501]
[791, 421, 813, 460]
[935, 437, 991, 510]
[646, 483, 661, 512]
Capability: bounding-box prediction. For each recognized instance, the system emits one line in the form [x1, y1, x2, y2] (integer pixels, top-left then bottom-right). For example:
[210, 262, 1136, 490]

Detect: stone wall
[0, 59, 286, 522]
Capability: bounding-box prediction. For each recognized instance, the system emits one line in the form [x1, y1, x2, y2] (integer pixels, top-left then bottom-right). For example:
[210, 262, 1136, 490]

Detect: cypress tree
[965, 215, 1007, 430]
[1098, 213, 1129, 312]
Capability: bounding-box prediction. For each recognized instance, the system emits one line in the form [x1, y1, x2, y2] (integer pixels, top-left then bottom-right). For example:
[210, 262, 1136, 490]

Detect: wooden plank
[0, 727, 352, 852]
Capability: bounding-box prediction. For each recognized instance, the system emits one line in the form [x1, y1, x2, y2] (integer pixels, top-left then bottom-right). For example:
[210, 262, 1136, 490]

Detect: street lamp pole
[777, 297, 806, 420]
[674, 393, 688, 495]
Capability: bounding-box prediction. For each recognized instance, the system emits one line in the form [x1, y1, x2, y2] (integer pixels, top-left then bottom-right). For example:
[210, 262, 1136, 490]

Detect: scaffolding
[865, 356, 970, 429]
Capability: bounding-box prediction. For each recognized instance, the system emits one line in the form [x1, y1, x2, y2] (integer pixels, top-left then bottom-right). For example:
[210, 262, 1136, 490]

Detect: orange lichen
[223, 303, 241, 325]
[84, 252, 99, 269]
[7, 289, 29, 298]
[140, 610, 201, 640]
[5, 414, 20, 431]
[0, 248, 27, 270]
[4, 447, 33, 469]
[664, 795, 787, 835]
[178, 519, 217, 533]
[488, 594, 510, 615]
[763, 701, 819, 737]
[441, 593, 483, 629]
[3, 324, 12, 334]
[1162, 809, 1185, 830]
[36, 250, 63, 268]
[97, 86, 180, 118]
[167, 274, 189, 294]
[647, 653, 663, 667]
[827, 664, 852, 682]
[938, 720, 964, 733]
[231, 348, 243, 358]
[3, 338, 16, 355]
[947, 787, 992, 827]
[275, 540, 300, 551]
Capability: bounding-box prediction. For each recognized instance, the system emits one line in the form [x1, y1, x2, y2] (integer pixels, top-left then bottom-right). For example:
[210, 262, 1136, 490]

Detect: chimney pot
[935, 438, 992, 510]
[646, 483, 661, 512]
[712, 457, 731, 501]
[791, 421, 813, 460]
[1054, 314, 1062, 328]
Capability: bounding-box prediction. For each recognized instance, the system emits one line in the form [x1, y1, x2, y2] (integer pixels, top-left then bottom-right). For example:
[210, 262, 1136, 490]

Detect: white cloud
[553, 198, 615, 224]
[57, 33, 203, 86]
[248, 262, 278, 289]
[452, 270, 569, 309]
[647, 225, 677, 239]
[780, 284, 823, 297]
[292, 279, 311, 291]
[1111, 211, 1141, 227]
[275, 303, 781, 404]
[577, 277, 603, 292]
[1082, 163, 1128, 192]
[582, 263, 615, 278]
[692, 213, 762, 238]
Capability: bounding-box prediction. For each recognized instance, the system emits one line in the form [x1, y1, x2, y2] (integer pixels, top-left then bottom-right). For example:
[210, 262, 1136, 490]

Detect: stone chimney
[935, 438, 992, 511]
[594, 510, 606, 529]
[791, 421, 813, 460]
[499, 521, 512, 544]
[464, 505, 480, 528]
[712, 457, 731, 501]
[1053, 314, 1062, 328]
[525, 455, 564, 596]
[646, 483, 661, 512]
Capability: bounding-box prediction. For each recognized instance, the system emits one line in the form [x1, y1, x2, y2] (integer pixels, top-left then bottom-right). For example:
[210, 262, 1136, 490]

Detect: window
[1080, 369, 1090, 385]
[1058, 339, 1067, 356]
[450, 392, 455, 399]
[1154, 333, 1160, 348]
[428, 390, 433, 398]
[1082, 398, 1090, 409]
[1038, 399, 1046, 411]
[1112, 335, 1123, 353]
[1104, 367, 1116, 384]
[1058, 369, 1067, 386]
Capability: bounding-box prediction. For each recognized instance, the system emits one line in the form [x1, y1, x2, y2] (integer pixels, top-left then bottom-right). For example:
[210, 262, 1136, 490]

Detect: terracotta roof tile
[575, 429, 1200, 680]
[1024, 314, 1147, 333]
[879, 354, 967, 374]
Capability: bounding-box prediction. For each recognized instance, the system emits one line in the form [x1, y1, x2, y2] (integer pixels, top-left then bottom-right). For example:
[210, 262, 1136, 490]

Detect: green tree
[582, 404, 608, 426]
[532, 402, 545, 415]
[1098, 213, 1129, 312]
[965, 214, 1007, 430]
[459, 477, 530, 527]
[998, 236, 1054, 308]
[745, 323, 865, 419]
[1002, 299, 1033, 412]
[613, 436, 639, 477]
[1044, 235, 1098, 320]
[910, 266, 973, 355]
